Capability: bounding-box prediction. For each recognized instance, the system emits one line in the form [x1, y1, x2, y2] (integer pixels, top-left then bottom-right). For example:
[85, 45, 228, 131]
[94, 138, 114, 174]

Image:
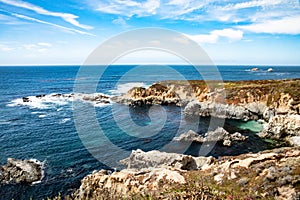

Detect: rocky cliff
[68, 147, 300, 200]
[66, 79, 300, 200]
[113, 79, 299, 118]
[112, 79, 300, 142]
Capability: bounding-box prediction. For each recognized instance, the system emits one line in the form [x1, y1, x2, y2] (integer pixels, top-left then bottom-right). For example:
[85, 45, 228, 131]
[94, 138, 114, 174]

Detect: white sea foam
[31, 159, 46, 185]
[38, 114, 47, 118]
[109, 82, 149, 95]
[0, 120, 10, 125]
[59, 118, 71, 124]
[7, 92, 112, 109]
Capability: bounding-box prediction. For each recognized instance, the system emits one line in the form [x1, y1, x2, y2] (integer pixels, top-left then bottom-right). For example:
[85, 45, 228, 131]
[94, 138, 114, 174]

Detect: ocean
[0, 65, 300, 199]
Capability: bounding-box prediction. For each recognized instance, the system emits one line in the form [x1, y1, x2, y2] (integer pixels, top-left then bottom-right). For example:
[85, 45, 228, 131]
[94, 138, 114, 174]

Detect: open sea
[0, 65, 300, 199]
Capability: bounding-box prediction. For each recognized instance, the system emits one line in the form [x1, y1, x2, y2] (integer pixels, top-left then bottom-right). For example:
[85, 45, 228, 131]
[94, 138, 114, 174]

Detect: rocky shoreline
[64, 79, 300, 200]
[112, 79, 300, 145]
[0, 158, 43, 184]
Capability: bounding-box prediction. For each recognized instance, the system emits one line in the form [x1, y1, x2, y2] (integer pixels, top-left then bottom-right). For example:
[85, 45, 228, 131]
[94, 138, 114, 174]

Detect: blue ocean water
[0, 65, 299, 199]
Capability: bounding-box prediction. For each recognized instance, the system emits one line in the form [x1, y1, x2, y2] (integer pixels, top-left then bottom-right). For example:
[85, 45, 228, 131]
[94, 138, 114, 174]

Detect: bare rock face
[111, 83, 182, 106]
[120, 149, 203, 171]
[69, 168, 186, 200]
[184, 101, 270, 121]
[68, 147, 300, 200]
[173, 130, 203, 143]
[0, 158, 43, 184]
[173, 128, 247, 147]
[259, 115, 300, 139]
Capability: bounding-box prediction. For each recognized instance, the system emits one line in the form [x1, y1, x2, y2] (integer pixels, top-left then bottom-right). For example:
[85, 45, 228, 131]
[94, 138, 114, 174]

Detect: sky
[0, 0, 300, 66]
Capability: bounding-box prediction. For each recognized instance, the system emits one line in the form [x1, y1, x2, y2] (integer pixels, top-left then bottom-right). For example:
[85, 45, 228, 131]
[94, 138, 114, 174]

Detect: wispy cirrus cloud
[96, 0, 160, 17]
[11, 13, 95, 36]
[92, 0, 300, 34]
[0, 0, 93, 30]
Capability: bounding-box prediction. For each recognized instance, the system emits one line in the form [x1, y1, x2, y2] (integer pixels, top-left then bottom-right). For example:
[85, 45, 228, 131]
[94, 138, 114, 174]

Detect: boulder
[173, 130, 204, 143]
[203, 127, 247, 146]
[173, 128, 247, 147]
[120, 149, 215, 171]
[120, 149, 198, 171]
[0, 158, 43, 184]
[259, 115, 300, 139]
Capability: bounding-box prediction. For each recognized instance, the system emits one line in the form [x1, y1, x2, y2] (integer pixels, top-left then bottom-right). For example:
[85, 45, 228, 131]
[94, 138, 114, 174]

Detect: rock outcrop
[173, 127, 247, 146]
[119, 149, 214, 171]
[68, 147, 300, 200]
[0, 158, 43, 184]
[112, 79, 300, 143]
[259, 114, 300, 139]
[111, 83, 182, 106]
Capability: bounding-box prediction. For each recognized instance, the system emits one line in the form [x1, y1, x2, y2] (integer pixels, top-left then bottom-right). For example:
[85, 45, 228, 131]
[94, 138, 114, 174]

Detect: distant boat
[267, 68, 273, 72]
[251, 67, 259, 71]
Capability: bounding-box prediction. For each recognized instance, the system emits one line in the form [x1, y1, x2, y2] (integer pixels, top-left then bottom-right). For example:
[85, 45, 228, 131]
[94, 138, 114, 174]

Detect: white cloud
[186, 28, 243, 44]
[112, 17, 128, 27]
[0, 0, 93, 30]
[12, 13, 95, 36]
[37, 42, 52, 47]
[92, 0, 300, 27]
[238, 15, 300, 34]
[23, 44, 37, 50]
[22, 43, 51, 53]
[0, 46, 14, 51]
[96, 0, 160, 17]
[225, 0, 285, 10]
[211, 29, 244, 41]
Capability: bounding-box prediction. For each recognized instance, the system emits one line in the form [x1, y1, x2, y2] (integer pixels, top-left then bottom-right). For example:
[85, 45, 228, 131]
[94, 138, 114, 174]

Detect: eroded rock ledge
[68, 147, 300, 200]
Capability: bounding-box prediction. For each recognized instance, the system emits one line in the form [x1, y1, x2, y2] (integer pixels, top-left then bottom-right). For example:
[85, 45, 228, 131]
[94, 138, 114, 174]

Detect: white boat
[267, 68, 273, 72]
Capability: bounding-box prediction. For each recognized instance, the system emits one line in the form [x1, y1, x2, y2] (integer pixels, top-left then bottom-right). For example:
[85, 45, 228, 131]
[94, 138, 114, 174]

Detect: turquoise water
[0, 65, 299, 199]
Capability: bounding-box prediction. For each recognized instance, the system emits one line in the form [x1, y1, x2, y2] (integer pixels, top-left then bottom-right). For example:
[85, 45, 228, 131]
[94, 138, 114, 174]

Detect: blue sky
[0, 0, 300, 65]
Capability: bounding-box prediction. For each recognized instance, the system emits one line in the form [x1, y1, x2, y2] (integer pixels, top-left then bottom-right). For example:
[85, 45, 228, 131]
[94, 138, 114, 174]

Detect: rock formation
[111, 83, 182, 106]
[112, 79, 300, 144]
[173, 128, 247, 146]
[259, 114, 300, 139]
[0, 158, 43, 184]
[68, 147, 300, 200]
[119, 149, 214, 171]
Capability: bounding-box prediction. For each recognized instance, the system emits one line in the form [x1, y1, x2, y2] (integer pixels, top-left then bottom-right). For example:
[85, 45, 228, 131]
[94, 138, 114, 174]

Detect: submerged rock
[0, 158, 43, 184]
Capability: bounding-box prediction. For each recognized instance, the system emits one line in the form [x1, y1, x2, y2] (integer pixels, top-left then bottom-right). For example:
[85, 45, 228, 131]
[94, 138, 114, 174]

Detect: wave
[7, 93, 112, 109]
[59, 118, 71, 124]
[31, 159, 46, 185]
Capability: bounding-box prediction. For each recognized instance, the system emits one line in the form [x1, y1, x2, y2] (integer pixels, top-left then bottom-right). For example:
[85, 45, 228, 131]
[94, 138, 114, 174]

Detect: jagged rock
[204, 127, 247, 146]
[69, 167, 186, 200]
[259, 115, 300, 139]
[120, 149, 199, 171]
[173, 130, 203, 143]
[183, 101, 260, 121]
[112, 84, 181, 106]
[0, 158, 43, 184]
[68, 147, 300, 200]
[173, 128, 247, 147]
